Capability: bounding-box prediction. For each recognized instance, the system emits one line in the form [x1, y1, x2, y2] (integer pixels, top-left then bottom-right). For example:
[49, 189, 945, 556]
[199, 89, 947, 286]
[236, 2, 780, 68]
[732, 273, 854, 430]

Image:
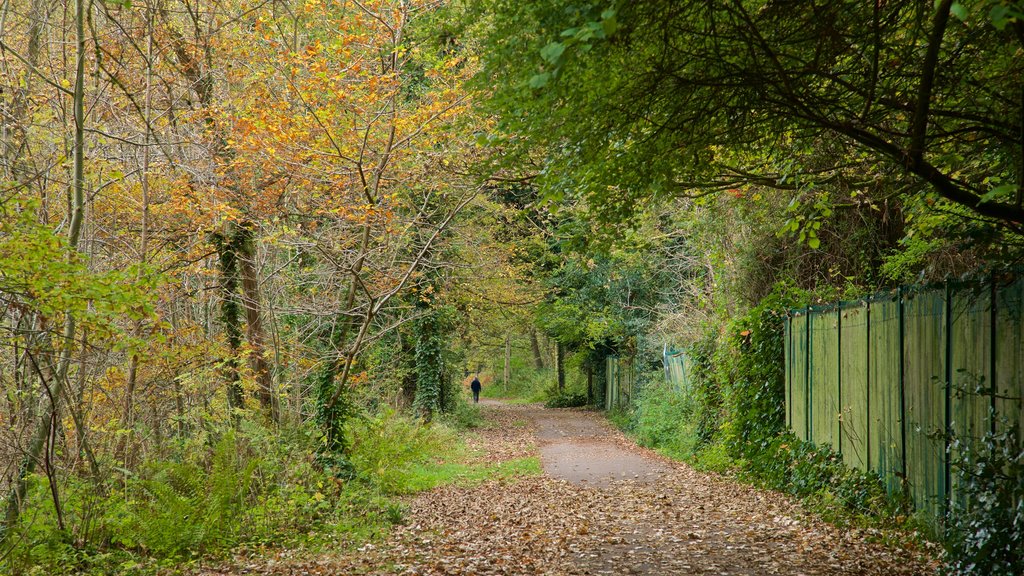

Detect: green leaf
[978, 184, 1016, 205]
[529, 72, 551, 89]
[989, 5, 1011, 29]
[949, 2, 967, 20]
[598, 7, 614, 36]
[540, 42, 565, 64]
[602, 15, 619, 37]
[807, 237, 821, 249]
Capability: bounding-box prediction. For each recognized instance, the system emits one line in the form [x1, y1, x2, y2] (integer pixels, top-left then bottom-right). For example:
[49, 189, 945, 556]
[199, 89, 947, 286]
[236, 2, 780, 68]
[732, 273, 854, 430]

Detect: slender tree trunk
[530, 329, 544, 370]
[169, 304, 187, 437]
[266, 252, 286, 419]
[0, 0, 46, 184]
[503, 333, 511, 391]
[70, 332, 100, 482]
[121, 10, 155, 462]
[556, 342, 565, 392]
[587, 362, 593, 404]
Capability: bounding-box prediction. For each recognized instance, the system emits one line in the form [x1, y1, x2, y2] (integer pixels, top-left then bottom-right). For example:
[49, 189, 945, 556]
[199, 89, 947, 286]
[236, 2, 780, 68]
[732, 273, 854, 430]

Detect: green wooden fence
[605, 355, 636, 411]
[785, 276, 1024, 524]
[663, 345, 693, 392]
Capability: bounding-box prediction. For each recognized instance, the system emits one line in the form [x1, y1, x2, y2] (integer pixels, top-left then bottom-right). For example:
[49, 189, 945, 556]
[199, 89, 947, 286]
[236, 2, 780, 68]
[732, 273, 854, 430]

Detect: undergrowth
[612, 283, 922, 542]
[945, 421, 1024, 575]
[479, 367, 553, 402]
[0, 404, 525, 575]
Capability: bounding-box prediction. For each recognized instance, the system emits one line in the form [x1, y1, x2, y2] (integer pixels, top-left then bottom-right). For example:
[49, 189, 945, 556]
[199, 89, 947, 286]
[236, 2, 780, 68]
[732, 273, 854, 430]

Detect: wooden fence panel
[902, 289, 947, 522]
[811, 311, 839, 450]
[839, 304, 869, 470]
[790, 313, 809, 442]
[949, 286, 993, 511]
[995, 278, 1024, 436]
[786, 275, 1024, 527]
[868, 296, 903, 495]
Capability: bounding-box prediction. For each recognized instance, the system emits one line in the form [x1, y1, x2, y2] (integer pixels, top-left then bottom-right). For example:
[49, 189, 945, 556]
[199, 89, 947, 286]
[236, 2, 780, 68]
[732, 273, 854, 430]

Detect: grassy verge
[401, 457, 542, 494]
[1, 405, 535, 575]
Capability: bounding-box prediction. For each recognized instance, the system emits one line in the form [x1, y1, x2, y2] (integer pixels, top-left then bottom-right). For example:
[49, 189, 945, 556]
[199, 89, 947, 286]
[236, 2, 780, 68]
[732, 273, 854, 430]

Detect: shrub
[545, 390, 589, 408]
[0, 421, 398, 574]
[346, 408, 456, 494]
[719, 283, 808, 459]
[626, 376, 699, 460]
[688, 324, 722, 446]
[945, 423, 1024, 575]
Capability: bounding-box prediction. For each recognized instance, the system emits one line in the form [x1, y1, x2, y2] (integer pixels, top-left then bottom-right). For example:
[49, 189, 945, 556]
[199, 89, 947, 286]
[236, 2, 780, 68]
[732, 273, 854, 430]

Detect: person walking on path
[470, 376, 482, 404]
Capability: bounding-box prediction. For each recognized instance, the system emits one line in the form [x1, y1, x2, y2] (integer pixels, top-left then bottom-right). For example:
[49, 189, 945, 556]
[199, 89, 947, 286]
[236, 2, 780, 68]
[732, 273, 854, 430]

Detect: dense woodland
[0, 0, 1022, 574]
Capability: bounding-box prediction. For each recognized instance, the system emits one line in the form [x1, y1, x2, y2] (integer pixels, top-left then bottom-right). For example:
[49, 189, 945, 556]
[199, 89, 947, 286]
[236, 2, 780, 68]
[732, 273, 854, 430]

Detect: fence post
[944, 281, 953, 520]
[786, 315, 791, 429]
[898, 288, 907, 481]
[866, 299, 872, 471]
[990, 277, 997, 436]
[837, 305, 843, 456]
[806, 306, 812, 442]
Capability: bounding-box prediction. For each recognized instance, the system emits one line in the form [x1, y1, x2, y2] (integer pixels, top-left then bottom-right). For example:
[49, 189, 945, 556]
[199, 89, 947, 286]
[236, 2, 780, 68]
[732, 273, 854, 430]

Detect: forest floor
[197, 401, 941, 575]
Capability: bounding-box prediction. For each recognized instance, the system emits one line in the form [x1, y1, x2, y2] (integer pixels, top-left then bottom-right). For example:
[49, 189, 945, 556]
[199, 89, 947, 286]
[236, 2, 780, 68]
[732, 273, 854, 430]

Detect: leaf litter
[195, 403, 939, 575]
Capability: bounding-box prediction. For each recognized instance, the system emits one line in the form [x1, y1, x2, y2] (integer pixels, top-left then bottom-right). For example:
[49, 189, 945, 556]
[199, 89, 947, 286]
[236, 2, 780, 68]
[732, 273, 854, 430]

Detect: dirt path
[201, 402, 939, 575]
[532, 405, 669, 487]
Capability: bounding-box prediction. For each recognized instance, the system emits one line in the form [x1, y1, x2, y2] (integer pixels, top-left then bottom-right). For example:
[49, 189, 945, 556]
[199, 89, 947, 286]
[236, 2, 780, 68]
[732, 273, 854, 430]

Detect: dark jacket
[470, 378, 481, 392]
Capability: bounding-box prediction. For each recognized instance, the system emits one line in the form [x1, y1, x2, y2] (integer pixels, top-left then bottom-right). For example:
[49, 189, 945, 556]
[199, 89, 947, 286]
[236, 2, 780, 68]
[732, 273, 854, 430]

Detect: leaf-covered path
[203, 402, 939, 575]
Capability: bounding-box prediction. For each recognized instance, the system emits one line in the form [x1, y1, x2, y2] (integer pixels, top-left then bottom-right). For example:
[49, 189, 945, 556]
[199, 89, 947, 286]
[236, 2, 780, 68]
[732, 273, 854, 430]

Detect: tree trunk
[556, 342, 565, 392]
[0, 0, 46, 183]
[213, 228, 245, 418]
[236, 223, 277, 421]
[587, 362, 593, 404]
[503, 333, 511, 391]
[120, 8, 156, 462]
[530, 329, 544, 370]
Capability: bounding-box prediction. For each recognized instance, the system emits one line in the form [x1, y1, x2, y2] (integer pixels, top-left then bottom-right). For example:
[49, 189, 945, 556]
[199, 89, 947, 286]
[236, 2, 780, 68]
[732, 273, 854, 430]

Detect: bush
[625, 377, 699, 460]
[545, 390, 589, 408]
[719, 283, 808, 459]
[346, 408, 457, 494]
[945, 423, 1024, 575]
[688, 325, 723, 446]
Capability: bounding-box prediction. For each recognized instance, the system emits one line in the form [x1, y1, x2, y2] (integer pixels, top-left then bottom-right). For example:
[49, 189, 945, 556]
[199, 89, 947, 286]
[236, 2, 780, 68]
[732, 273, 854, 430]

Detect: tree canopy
[466, 0, 1024, 231]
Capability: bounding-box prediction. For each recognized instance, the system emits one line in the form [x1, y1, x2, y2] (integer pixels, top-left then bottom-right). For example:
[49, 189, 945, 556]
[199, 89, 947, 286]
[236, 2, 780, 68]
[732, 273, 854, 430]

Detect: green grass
[400, 457, 542, 493]
[479, 368, 555, 402]
[2, 405, 538, 576]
